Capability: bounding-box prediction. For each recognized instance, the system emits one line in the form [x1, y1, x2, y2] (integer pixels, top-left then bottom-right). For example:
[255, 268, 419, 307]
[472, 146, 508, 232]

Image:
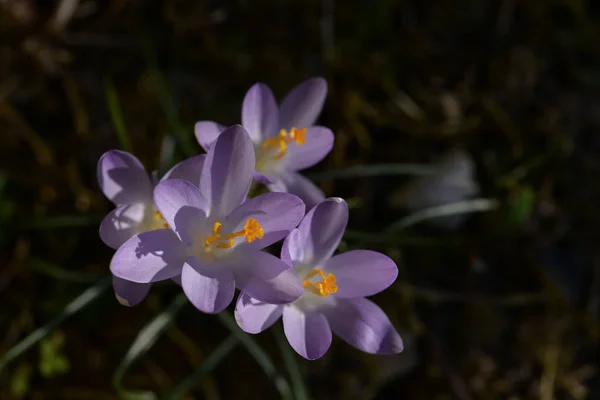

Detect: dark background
[2, 0, 600, 399]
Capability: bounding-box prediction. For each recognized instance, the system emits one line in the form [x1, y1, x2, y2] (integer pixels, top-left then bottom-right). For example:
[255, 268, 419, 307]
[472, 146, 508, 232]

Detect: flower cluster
[98, 78, 403, 359]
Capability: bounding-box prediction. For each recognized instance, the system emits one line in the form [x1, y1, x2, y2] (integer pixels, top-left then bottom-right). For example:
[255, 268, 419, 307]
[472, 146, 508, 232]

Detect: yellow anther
[153, 210, 169, 229]
[204, 221, 222, 246]
[302, 269, 338, 297]
[203, 219, 264, 249]
[260, 127, 307, 160]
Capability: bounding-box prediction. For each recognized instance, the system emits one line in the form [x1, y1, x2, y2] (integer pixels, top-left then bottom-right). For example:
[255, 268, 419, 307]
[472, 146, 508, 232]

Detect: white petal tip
[115, 294, 131, 306]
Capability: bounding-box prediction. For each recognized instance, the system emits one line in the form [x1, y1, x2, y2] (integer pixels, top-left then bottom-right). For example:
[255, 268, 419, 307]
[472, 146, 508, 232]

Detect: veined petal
[112, 276, 151, 307]
[97, 150, 153, 205]
[269, 172, 326, 210]
[200, 125, 255, 217]
[324, 297, 403, 355]
[283, 197, 347, 268]
[283, 306, 332, 360]
[110, 229, 186, 283]
[230, 251, 303, 304]
[279, 77, 327, 130]
[99, 203, 147, 249]
[242, 83, 279, 144]
[234, 292, 283, 334]
[284, 126, 334, 171]
[161, 155, 206, 186]
[253, 171, 274, 185]
[324, 250, 398, 298]
[181, 259, 235, 314]
[195, 121, 227, 151]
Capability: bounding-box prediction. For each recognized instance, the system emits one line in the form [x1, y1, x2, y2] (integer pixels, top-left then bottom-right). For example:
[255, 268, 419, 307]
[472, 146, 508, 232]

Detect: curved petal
[269, 172, 325, 210]
[283, 197, 347, 268]
[234, 292, 283, 334]
[324, 250, 398, 298]
[253, 171, 274, 185]
[194, 121, 227, 151]
[97, 150, 153, 205]
[154, 179, 207, 242]
[225, 192, 305, 252]
[282, 306, 331, 360]
[181, 259, 235, 314]
[200, 125, 255, 217]
[324, 297, 403, 355]
[99, 203, 147, 249]
[279, 77, 327, 130]
[285, 126, 334, 171]
[110, 229, 186, 283]
[242, 83, 279, 143]
[230, 251, 303, 304]
[112, 276, 151, 307]
[161, 155, 206, 186]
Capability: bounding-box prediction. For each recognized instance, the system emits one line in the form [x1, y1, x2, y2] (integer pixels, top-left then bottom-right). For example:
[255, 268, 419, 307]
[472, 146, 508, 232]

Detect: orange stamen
[302, 269, 338, 296]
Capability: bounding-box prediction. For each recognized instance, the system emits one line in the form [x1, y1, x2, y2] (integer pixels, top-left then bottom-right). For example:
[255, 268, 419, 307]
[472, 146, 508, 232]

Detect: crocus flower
[98, 150, 205, 306]
[235, 198, 403, 360]
[195, 78, 333, 208]
[110, 125, 306, 313]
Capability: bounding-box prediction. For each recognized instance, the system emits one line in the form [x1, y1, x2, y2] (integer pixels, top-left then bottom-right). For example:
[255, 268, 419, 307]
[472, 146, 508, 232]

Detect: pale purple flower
[195, 78, 333, 208]
[110, 125, 306, 314]
[235, 198, 403, 360]
[98, 150, 205, 306]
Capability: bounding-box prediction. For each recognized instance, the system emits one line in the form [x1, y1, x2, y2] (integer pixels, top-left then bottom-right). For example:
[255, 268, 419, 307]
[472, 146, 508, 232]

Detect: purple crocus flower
[110, 125, 306, 313]
[98, 150, 205, 306]
[235, 198, 403, 360]
[195, 77, 334, 208]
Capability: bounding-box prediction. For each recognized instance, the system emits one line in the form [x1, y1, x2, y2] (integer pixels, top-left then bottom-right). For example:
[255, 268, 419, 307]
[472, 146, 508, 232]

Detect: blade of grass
[309, 164, 439, 183]
[274, 326, 310, 400]
[162, 334, 239, 400]
[22, 214, 103, 230]
[28, 257, 103, 283]
[104, 77, 133, 153]
[0, 276, 111, 373]
[217, 312, 293, 400]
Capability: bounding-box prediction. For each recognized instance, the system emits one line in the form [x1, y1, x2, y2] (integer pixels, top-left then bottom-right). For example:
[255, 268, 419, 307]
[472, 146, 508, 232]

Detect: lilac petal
[242, 83, 279, 143]
[268, 172, 326, 210]
[171, 275, 182, 286]
[324, 250, 398, 298]
[200, 125, 255, 217]
[234, 292, 283, 334]
[226, 192, 305, 251]
[279, 77, 327, 130]
[99, 203, 147, 249]
[181, 259, 235, 313]
[195, 121, 227, 151]
[154, 179, 207, 242]
[97, 150, 153, 205]
[324, 297, 403, 355]
[110, 229, 186, 283]
[230, 251, 303, 304]
[283, 197, 348, 268]
[285, 126, 334, 171]
[112, 276, 151, 307]
[253, 171, 274, 185]
[161, 155, 206, 186]
[283, 306, 332, 360]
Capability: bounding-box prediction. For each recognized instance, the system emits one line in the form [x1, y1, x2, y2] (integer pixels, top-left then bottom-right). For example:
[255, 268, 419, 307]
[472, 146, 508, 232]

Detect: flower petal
[285, 126, 334, 171]
[324, 250, 398, 298]
[242, 83, 279, 143]
[181, 259, 235, 313]
[110, 229, 186, 283]
[279, 77, 327, 130]
[112, 276, 151, 307]
[225, 192, 305, 251]
[283, 197, 347, 268]
[200, 125, 255, 217]
[282, 306, 331, 360]
[234, 292, 283, 334]
[99, 203, 147, 249]
[97, 150, 153, 205]
[324, 297, 403, 355]
[161, 155, 206, 186]
[195, 121, 227, 151]
[269, 172, 326, 210]
[230, 251, 303, 304]
[154, 179, 207, 242]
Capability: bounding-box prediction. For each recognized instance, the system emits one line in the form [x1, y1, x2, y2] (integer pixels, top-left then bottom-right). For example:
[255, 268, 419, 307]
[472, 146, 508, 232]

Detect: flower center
[153, 210, 169, 229]
[302, 269, 338, 297]
[261, 127, 307, 160]
[203, 218, 264, 249]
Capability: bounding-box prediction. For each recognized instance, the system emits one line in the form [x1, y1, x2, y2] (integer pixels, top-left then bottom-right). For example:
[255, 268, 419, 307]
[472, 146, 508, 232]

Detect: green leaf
[274, 326, 310, 400]
[104, 77, 133, 153]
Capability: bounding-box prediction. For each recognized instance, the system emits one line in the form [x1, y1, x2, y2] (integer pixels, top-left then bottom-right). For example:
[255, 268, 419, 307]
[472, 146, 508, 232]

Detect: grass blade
[28, 257, 103, 283]
[0, 276, 111, 373]
[274, 326, 310, 400]
[104, 77, 133, 153]
[309, 164, 439, 183]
